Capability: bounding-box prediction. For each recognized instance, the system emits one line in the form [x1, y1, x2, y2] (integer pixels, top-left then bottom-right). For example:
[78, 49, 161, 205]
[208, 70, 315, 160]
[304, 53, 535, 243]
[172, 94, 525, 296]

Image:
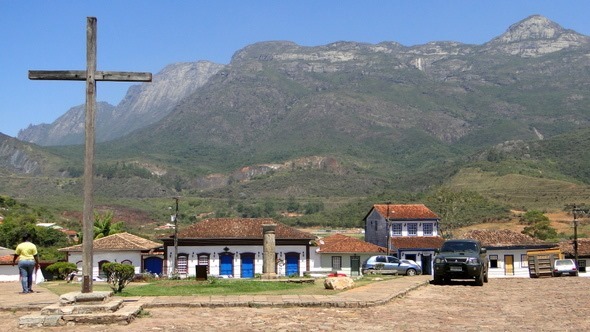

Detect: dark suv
[433, 239, 489, 286]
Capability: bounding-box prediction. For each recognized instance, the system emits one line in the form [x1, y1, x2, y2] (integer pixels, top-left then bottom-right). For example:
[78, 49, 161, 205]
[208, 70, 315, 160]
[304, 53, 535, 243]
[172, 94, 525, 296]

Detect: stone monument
[261, 224, 278, 279]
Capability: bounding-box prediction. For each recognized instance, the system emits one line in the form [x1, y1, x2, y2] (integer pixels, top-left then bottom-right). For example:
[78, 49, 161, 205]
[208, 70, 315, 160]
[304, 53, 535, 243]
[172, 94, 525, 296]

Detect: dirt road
[3, 277, 589, 331]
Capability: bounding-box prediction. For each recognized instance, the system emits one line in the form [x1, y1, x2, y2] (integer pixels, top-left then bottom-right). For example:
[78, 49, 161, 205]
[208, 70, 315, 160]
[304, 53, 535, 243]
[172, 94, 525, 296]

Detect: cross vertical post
[81, 16, 97, 293]
[28, 17, 152, 293]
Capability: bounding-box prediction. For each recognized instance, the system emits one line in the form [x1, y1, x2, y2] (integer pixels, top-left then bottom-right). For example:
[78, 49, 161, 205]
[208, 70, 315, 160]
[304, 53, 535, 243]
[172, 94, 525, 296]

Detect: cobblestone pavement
[3, 277, 590, 331]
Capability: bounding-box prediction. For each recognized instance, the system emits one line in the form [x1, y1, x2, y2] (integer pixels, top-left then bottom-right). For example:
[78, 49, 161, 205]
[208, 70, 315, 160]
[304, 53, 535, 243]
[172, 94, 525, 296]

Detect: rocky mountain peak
[497, 15, 566, 43]
[484, 15, 589, 57]
[18, 60, 225, 146]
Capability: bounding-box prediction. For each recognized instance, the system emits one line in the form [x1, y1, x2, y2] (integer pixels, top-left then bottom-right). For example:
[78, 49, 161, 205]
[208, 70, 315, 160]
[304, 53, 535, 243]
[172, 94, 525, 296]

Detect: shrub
[102, 262, 135, 293]
[46, 262, 78, 280]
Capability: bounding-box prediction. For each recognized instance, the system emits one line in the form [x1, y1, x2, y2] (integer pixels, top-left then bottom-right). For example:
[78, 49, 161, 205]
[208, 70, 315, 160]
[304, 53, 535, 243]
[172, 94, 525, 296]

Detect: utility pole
[385, 202, 391, 255]
[573, 205, 580, 268]
[172, 197, 179, 275]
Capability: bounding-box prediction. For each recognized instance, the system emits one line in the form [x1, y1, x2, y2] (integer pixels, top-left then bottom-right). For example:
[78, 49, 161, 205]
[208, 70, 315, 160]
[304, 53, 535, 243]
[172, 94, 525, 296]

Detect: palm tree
[93, 211, 124, 239]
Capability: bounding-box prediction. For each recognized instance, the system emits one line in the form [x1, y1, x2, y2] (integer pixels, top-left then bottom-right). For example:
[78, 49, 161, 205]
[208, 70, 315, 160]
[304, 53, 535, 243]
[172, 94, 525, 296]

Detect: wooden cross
[29, 17, 151, 293]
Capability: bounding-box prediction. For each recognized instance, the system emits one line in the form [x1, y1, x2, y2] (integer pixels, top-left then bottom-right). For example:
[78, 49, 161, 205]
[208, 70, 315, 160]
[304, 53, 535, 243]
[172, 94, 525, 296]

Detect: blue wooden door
[144, 257, 163, 275]
[241, 254, 255, 278]
[220, 254, 233, 276]
[285, 253, 299, 277]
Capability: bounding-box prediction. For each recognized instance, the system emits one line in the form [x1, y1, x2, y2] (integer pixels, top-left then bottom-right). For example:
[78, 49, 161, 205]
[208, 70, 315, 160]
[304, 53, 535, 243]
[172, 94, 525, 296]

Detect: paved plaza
[1, 275, 589, 331]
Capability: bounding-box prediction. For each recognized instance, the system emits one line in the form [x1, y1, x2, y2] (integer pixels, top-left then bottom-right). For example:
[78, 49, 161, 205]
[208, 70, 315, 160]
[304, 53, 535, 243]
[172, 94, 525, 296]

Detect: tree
[522, 220, 558, 240]
[102, 262, 135, 293]
[519, 210, 557, 240]
[46, 262, 78, 280]
[303, 201, 324, 214]
[520, 210, 549, 225]
[287, 196, 300, 213]
[93, 211, 124, 239]
[0, 217, 67, 260]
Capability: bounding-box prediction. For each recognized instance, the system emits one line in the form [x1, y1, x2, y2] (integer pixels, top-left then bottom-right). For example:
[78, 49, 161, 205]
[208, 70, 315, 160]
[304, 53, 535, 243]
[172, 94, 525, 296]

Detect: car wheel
[406, 268, 416, 276]
[483, 270, 489, 283]
[433, 275, 444, 285]
[475, 270, 484, 286]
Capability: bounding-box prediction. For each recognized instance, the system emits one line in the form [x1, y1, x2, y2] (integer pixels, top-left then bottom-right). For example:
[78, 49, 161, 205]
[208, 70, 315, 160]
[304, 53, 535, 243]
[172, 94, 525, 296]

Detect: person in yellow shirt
[12, 233, 40, 294]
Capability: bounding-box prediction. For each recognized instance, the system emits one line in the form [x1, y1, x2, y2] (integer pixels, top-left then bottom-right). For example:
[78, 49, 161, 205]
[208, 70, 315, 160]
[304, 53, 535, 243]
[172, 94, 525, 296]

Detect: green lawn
[40, 275, 399, 297]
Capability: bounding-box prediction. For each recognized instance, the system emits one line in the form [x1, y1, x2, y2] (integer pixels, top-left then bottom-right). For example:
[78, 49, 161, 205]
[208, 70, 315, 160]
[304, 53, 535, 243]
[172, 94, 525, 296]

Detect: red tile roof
[60, 229, 78, 236]
[0, 247, 17, 265]
[176, 218, 315, 240]
[459, 229, 547, 247]
[318, 233, 386, 253]
[559, 238, 590, 256]
[371, 204, 439, 220]
[59, 232, 161, 252]
[391, 236, 445, 250]
[0, 254, 14, 265]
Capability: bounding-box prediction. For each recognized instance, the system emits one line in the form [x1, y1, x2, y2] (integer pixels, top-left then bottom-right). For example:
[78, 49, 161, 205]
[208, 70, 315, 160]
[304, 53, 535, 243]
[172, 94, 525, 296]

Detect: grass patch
[40, 275, 399, 297]
[41, 281, 115, 295]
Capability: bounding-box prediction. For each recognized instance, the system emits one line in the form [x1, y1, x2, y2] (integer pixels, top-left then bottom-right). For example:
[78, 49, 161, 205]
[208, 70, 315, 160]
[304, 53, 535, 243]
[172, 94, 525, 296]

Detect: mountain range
[2, 15, 589, 220]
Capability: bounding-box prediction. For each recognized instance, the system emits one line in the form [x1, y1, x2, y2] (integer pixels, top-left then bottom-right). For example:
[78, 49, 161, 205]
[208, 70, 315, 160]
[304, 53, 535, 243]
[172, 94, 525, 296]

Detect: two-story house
[363, 203, 444, 275]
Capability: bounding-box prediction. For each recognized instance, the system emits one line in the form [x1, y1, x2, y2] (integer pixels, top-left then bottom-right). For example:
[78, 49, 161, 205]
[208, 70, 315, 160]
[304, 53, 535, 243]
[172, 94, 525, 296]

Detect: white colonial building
[160, 218, 316, 278]
[312, 233, 387, 277]
[461, 229, 559, 278]
[59, 232, 163, 279]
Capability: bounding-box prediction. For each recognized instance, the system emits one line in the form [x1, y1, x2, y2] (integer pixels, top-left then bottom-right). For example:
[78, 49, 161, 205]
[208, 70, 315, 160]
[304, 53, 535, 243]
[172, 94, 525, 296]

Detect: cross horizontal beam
[29, 70, 152, 82]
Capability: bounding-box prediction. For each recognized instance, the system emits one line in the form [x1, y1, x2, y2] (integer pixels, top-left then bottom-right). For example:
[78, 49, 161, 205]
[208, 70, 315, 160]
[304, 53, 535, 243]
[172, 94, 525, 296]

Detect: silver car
[553, 259, 579, 277]
[361, 255, 422, 276]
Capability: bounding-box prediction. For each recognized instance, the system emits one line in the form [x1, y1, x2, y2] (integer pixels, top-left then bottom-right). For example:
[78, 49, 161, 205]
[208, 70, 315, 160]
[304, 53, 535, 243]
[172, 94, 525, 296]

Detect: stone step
[18, 314, 63, 327]
[61, 302, 143, 325]
[19, 302, 143, 327]
[41, 298, 124, 315]
[59, 290, 113, 305]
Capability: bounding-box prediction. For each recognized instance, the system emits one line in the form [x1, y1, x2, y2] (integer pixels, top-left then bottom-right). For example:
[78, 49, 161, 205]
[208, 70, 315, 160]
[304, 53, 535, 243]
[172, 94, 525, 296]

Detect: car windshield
[440, 242, 478, 252]
[387, 256, 399, 263]
[555, 260, 573, 266]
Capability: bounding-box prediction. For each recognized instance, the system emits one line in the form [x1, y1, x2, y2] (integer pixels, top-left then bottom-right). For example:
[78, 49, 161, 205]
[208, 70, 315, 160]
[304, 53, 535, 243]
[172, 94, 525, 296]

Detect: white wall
[67, 251, 143, 278]
[390, 222, 439, 237]
[311, 252, 375, 276]
[0, 265, 19, 281]
[166, 244, 310, 278]
[487, 249, 531, 278]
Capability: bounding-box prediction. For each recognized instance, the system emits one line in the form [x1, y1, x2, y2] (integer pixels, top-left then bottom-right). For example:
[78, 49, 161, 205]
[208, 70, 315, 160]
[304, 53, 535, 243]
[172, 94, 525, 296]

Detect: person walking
[12, 233, 40, 294]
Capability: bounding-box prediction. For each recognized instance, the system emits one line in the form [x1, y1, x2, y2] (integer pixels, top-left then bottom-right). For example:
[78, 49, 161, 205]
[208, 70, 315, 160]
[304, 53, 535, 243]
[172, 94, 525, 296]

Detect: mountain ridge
[18, 60, 224, 145]
[3, 15, 589, 206]
[16, 15, 589, 147]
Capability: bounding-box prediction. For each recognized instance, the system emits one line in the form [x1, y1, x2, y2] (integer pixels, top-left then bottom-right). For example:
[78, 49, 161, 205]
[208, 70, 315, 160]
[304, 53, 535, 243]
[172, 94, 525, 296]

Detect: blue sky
[1, 0, 589, 137]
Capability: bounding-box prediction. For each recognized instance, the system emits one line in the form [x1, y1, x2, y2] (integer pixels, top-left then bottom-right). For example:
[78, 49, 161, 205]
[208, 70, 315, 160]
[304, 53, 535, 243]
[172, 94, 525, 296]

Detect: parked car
[553, 259, 579, 277]
[361, 255, 422, 276]
[433, 239, 489, 286]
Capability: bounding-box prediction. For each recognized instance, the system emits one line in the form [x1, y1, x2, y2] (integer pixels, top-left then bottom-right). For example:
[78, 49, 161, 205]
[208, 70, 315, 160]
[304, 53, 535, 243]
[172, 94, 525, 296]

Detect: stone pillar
[262, 224, 277, 279]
